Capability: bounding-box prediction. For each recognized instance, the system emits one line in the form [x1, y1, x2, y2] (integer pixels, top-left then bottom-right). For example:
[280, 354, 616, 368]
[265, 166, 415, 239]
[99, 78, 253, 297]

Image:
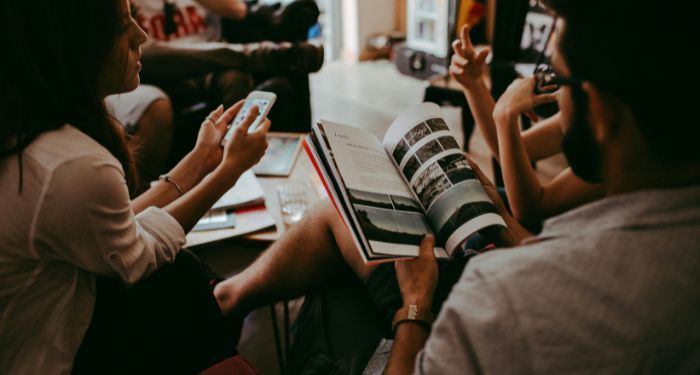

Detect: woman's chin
[120, 77, 141, 94]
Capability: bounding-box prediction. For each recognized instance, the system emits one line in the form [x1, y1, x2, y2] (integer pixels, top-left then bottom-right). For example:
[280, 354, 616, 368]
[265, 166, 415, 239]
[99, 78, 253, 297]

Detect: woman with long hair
[0, 0, 269, 373]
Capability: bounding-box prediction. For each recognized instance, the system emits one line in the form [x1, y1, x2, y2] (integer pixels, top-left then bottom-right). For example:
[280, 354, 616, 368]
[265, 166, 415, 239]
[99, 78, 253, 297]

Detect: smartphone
[221, 90, 277, 146]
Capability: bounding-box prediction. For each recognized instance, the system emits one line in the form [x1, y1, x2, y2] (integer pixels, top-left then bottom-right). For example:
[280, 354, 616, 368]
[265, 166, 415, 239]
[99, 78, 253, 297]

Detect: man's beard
[561, 86, 604, 183]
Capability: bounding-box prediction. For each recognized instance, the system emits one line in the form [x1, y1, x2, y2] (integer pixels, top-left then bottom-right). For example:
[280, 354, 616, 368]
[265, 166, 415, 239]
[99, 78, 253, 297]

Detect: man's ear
[581, 82, 621, 142]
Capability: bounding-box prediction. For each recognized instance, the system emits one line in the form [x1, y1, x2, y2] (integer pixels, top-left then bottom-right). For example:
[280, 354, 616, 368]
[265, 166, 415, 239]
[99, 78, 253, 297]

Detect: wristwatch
[392, 304, 434, 332]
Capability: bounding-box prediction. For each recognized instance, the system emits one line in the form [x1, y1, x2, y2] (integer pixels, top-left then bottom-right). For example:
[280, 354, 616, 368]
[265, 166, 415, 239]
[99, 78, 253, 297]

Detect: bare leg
[214, 201, 376, 316]
[131, 98, 173, 193]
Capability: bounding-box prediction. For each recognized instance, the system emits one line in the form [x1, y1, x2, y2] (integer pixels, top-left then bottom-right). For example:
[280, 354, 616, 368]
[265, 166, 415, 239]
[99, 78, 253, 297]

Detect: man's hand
[449, 24, 490, 89]
[493, 78, 558, 123]
[395, 235, 438, 308]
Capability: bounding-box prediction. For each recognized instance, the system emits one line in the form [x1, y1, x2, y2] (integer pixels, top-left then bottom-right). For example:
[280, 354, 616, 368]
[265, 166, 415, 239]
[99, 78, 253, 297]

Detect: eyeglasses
[534, 63, 582, 92]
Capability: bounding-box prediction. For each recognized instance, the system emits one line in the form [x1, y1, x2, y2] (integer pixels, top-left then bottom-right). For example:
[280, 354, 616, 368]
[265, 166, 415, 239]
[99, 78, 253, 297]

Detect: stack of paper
[192, 170, 268, 232]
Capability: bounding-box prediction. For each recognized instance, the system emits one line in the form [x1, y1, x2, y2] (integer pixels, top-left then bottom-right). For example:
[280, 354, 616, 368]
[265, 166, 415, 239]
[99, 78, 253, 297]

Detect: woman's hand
[493, 78, 558, 123]
[218, 104, 270, 179]
[449, 24, 490, 89]
[395, 235, 438, 308]
[192, 103, 242, 175]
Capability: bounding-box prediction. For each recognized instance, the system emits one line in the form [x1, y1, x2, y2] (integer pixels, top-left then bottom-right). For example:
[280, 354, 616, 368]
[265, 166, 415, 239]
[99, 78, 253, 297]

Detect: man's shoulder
[464, 239, 573, 283]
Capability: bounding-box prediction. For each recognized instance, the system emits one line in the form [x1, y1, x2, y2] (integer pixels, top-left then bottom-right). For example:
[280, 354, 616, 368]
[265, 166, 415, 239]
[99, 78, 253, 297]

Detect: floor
[198, 59, 566, 374]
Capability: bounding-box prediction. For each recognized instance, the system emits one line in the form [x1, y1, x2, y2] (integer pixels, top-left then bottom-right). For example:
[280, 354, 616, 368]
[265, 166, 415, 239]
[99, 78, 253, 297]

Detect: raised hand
[449, 24, 490, 89]
[494, 77, 558, 123]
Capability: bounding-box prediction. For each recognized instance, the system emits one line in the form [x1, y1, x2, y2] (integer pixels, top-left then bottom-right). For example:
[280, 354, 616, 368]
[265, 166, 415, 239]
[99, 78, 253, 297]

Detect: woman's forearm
[494, 111, 546, 224]
[463, 80, 500, 159]
[132, 151, 209, 214]
[521, 112, 564, 162]
[165, 164, 243, 233]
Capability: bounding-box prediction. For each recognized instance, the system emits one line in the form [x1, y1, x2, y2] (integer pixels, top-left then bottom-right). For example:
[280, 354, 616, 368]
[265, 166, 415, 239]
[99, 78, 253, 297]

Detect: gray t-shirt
[416, 186, 700, 374]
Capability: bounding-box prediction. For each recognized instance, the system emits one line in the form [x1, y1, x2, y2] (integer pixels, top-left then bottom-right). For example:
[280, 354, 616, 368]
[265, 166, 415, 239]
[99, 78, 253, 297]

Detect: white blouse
[0, 125, 186, 374]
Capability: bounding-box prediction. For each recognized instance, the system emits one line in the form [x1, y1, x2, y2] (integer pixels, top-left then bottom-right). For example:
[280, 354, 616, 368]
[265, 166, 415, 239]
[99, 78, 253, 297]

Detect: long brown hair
[0, 0, 138, 190]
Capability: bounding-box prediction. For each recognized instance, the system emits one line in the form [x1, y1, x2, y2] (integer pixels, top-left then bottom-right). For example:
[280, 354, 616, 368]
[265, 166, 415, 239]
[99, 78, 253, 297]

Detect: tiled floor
[199, 59, 566, 374]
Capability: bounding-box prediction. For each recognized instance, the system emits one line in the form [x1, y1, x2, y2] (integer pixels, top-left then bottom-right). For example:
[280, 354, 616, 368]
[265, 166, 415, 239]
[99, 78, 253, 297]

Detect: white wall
[341, 0, 396, 60]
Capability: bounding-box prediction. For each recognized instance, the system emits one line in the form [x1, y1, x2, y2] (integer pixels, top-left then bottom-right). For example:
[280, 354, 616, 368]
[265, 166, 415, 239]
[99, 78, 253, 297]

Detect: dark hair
[0, 0, 138, 190]
[544, 0, 698, 164]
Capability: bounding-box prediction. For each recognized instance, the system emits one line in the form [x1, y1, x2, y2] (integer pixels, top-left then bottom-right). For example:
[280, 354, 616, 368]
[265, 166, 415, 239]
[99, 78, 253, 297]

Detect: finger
[254, 118, 272, 135]
[476, 48, 490, 64]
[208, 104, 225, 121]
[451, 53, 468, 66]
[539, 84, 559, 93]
[420, 234, 436, 259]
[449, 64, 464, 77]
[533, 92, 559, 106]
[451, 39, 464, 57]
[460, 24, 477, 59]
[218, 100, 245, 128]
[249, 119, 271, 143]
[237, 105, 259, 134]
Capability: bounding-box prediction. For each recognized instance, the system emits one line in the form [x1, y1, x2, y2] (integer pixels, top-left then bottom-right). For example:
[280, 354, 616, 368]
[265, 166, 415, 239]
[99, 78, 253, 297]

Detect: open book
[305, 103, 506, 264]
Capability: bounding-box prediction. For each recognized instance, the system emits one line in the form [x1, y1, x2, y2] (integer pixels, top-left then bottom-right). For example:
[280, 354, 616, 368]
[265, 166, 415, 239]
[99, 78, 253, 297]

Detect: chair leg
[283, 300, 291, 375]
[269, 304, 287, 375]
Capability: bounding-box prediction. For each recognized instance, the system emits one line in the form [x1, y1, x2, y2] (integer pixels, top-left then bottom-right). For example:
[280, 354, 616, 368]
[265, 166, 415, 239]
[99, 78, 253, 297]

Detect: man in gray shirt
[384, 0, 700, 372]
[215, 0, 700, 372]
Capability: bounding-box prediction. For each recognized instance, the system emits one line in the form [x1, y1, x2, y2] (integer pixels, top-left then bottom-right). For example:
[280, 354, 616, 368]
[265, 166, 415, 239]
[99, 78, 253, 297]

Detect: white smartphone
[221, 90, 277, 146]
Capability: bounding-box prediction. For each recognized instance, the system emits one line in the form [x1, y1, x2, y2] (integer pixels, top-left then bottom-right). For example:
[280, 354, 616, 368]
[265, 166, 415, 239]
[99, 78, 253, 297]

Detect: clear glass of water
[277, 182, 308, 227]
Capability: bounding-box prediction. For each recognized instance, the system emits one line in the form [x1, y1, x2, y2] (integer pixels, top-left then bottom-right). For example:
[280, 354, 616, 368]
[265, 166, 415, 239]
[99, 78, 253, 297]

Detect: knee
[256, 77, 295, 99]
[313, 200, 336, 222]
[216, 70, 253, 104]
[138, 98, 174, 137]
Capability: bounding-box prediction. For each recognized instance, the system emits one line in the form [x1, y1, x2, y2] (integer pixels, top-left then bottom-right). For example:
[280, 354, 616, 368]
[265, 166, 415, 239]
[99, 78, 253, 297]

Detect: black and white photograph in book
[347, 189, 432, 246]
[392, 138, 411, 165]
[437, 154, 476, 185]
[424, 180, 500, 244]
[347, 189, 394, 210]
[415, 139, 444, 163]
[436, 201, 501, 245]
[437, 136, 460, 151]
[391, 195, 423, 213]
[426, 118, 449, 132]
[404, 122, 432, 146]
[403, 155, 422, 181]
[413, 162, 452, 209]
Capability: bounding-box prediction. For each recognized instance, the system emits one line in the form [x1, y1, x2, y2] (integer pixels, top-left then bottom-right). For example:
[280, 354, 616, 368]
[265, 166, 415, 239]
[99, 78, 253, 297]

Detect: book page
[382, 103, 506, 254]
[319, 121, 445, 258]
[211, 170, 264, 210]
